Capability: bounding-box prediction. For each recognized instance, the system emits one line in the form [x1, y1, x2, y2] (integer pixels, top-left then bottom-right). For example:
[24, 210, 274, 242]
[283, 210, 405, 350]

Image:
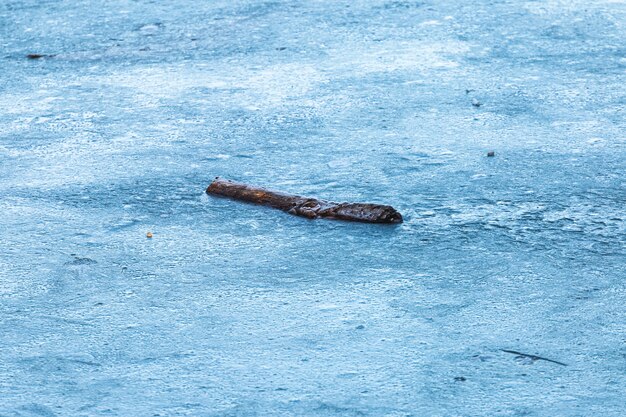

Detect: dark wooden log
[206, 178, 403, 224]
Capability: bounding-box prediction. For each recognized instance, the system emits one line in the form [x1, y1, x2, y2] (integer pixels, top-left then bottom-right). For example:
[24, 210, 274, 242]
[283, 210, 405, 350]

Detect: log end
[330, 203, 403, 224]
[205, 177, 221, 194]
[379, 207, 403, 224]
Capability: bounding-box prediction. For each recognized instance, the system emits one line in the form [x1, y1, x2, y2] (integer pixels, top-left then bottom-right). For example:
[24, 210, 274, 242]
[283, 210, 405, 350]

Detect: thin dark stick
[206, 177, 403, 224]
[501, 349, 568, 366]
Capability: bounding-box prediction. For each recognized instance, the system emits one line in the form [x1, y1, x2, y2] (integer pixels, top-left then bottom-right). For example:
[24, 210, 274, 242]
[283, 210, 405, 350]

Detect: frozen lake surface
[1, 0, 625, 415]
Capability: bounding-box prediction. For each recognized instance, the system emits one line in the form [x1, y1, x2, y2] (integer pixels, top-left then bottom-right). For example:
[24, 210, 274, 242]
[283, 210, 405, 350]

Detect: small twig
[501, 349, 567, 366]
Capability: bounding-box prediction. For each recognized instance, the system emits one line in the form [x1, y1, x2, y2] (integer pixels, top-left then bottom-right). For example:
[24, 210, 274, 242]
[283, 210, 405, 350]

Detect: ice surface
[0, 0, 625, 416]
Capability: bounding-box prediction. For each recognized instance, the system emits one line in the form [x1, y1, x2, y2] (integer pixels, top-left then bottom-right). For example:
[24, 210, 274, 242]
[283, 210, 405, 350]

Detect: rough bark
[206, 178, 403, 224]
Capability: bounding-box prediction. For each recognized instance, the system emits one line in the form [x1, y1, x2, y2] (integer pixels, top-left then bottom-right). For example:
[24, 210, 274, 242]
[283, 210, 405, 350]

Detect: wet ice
[1, 0, 625, 416]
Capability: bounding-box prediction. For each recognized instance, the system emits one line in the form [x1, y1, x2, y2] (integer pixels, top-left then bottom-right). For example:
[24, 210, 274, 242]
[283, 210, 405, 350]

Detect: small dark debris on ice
[26, 53, 55, 59]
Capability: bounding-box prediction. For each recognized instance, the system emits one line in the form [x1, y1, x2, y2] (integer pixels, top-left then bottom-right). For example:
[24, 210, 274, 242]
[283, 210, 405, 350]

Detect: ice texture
[0, 0, 625, 416]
